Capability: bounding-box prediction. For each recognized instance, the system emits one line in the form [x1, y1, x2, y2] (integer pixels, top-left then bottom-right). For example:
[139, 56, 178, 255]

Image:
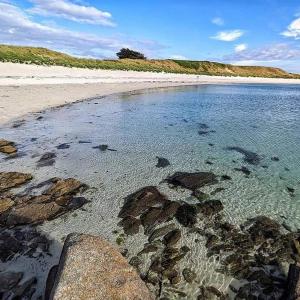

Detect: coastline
[1, 62, 300, 125]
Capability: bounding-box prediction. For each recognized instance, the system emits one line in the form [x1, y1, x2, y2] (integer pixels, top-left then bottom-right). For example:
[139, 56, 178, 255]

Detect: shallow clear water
[1, 84, 300, 298]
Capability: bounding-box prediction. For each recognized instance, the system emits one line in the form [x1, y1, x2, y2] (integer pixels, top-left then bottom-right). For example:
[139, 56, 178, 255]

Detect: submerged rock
[148, 224, 176, 242]
[166, 172, 218, 191]
[37, 152, 56, 167]
[0, 139, 17, 155]
[0, 172, 33, 193]
[118, 216, 141, 235]
[182, 268, 196, 283]
[56, 143, 70, 150]
[234, 166, 251, 176]
[197, 200, 224, 216]
[175, 203, 197, 227]
[51, 233, 154, 300]
[156, 156, 170, 168]
[118, 186, 167, 218]
[226, 146, 261, 165]
[164, 229, 181, 247]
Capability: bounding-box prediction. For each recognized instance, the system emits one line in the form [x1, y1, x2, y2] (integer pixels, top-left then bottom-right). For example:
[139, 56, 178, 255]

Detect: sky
[1, 0, 300, 72]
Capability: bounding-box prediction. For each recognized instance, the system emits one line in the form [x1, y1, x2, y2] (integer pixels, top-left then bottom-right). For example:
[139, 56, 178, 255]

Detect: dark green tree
[116, 48, 146, 59]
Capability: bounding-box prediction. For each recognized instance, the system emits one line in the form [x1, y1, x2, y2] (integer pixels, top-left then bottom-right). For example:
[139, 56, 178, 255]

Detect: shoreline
[1, 62, 300, 125]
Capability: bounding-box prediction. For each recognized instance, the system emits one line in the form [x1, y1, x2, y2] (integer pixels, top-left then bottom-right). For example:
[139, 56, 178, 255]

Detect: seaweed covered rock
[166, 172, 218, 191]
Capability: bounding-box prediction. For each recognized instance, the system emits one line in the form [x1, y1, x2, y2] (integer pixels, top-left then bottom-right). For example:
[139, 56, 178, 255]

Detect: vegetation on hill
[116, 48, 146, 60]
[0, 44, 299, 79]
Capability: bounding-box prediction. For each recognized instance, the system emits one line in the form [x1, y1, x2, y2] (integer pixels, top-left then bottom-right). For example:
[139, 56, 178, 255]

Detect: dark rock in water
[148, 223, 176, 242]
[234, 166, 251, 176]
[197, 200, 223, 217]
[198, 286, 224, 299]
[182, 268, 196, 283]
[138, 243, 158, 255]
[166, 172, 218, 191]
[241, 216, 281, 241]
[208, 143, 214, 147]
[0, 172, 33, 192]
[37, 152, 56, 167]
[129, 256, 142, 269]
[118, 216, 141, 235]
[78, 140, 92, 144]
[271, 156, 280, 161]
[156, 156, 170, 168]
[93, 144, 117, 152]
[118, 186, 167, 218]
[0, 226, 51, 262]
[0, 271, 23, 293]
[226, 146, 261, 165]
[221, 175, 231, 181]
[199, 123, 209, 129]
[140, 207, 162, 229]
[205, 160, 213, 165]
[12, 120, 25, 128]
[287, 187, 295, 197]
[198, 130, 216, 135]
[175, 203, 197, 227]
[164, 229, 181, 247]
[163, 268, 181, 284]
[56, 143, 70, 150]
[0, 139, 17, 155]
[36, 116, 43, 120]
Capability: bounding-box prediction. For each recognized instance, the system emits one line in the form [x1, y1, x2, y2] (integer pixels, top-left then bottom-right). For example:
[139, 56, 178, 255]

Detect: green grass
[0, 44, 299, 79]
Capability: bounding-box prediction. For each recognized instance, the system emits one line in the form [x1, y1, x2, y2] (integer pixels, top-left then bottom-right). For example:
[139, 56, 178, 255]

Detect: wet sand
[1, 62, 300, 125]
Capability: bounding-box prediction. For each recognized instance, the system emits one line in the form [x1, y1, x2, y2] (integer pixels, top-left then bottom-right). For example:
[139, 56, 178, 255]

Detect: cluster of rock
[0, 170, 89, 299]
[117, 171, 300, 299]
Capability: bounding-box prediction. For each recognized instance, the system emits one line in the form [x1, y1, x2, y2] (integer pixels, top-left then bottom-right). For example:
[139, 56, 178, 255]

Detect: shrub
[116, 48, 146, 60]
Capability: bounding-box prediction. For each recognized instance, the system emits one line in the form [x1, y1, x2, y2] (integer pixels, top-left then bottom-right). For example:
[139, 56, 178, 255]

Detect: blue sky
[1, 0, 300, 72]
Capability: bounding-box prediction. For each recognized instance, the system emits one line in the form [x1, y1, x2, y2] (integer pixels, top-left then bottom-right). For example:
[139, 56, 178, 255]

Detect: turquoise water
[1, 84, 300, 298]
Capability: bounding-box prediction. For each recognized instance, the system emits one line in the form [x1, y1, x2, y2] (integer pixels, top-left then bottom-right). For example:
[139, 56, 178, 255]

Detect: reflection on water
[0, 84, 299, 299]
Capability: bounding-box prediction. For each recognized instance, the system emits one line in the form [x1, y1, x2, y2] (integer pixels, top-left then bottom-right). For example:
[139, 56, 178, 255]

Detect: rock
[210, 187, 225, 196]
[182, 268, 196, 283]
[0, 271, 23, 293]
[43, 178, 88, 198]
[225, 146, 261, 165]
[221, 175, 232, 181]
[1, 178, 88, 226]
[175, 203, 197, 227]
[156, 157, 170, 168]
[0, 172, 33, 192]
[287, 187, 295, 197]
[138, 243, 158, 255]
[197, 200, 223, 217]
[148, 224, 176, 242]
[271, 156, 280, 161]
[234, 166, 251, 176]
[0, 198, 14, 214]
[51, 233, 154, 300]
[93, 144, 117, 152]
[129, 256, 142, 269]
[56, 143, 70, 150]
[198, 286, 224, 299]
[163, 269, 181, 284]
[37, 152, 56, 167]
[140, 207, 162, 228]
[0, 139, 17, 155]
[166, 172, 218, 191]
[119, 216, 141, 235]
[118, 186, 167, 218]
[164, 229, 181, 247]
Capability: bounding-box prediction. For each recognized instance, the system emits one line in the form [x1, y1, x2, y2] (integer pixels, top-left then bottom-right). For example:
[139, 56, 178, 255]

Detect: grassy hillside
[0, 44, 299, 79]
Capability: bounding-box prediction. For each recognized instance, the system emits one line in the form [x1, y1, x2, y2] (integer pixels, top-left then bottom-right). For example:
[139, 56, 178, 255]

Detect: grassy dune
[0, 44, 299, 79]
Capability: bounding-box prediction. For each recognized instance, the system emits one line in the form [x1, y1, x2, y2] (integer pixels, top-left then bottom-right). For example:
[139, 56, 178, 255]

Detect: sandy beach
[1, 62, 300, 125]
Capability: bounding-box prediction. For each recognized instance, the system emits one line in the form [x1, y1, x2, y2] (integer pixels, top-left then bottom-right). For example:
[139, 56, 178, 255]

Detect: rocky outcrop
[0, 178, 88, 226]
[0, 139, 17, 155]
[0, 172, 32, 192]
[50, 233, 154, 300]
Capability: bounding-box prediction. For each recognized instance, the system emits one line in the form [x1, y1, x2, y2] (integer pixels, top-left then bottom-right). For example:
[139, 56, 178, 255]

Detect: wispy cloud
[281, 17, 300, 39]
[224, 43, 300, 62]
[170, 54, 188, 60]
[0, 2, 164, 57]
[28, 0, 116, 27]
[211, 17, 224, 26]
[235, 43, 247, 52]
[211, 30, 244, 42]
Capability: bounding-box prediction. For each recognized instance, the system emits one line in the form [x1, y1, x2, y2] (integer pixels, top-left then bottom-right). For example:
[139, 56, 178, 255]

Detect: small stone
[164, 229, 181, 247]
[56, 144, 70, 150]
[37, 152, 56, 167]
[221, 175, 232, 181]
[271, 156, 280, 161]
[182, 268, 196, 283]
[156, 157, 170, 168]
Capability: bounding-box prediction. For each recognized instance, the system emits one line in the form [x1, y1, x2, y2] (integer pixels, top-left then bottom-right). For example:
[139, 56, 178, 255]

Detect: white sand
[1, 62, 299, 124]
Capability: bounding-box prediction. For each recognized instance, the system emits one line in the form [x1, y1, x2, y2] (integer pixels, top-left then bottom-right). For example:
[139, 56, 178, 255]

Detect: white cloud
[235, 43, 247, 52]
[224, 43, 300, 62]
[211, 30, 244, 42]
[281, 17, 300, 39]
[170, 55, 188, 60]
[28, 0, 115, 27]
[0, 2, 164, 57]
[212, 17, 224, 26]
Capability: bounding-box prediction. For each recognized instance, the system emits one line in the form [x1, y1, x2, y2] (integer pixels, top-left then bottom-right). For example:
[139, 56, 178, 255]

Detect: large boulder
[50, 233, 154, 300]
